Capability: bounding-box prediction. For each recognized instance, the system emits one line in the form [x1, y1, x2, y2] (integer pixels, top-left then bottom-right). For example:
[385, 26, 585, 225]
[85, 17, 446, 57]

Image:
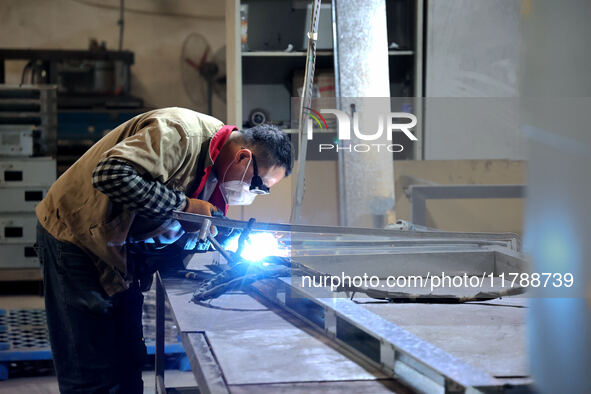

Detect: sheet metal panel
[259, 279, 501, 389]
[362, 300, 528, 378]
[161, 276, 294, 333]
[206, 328, 386, 385]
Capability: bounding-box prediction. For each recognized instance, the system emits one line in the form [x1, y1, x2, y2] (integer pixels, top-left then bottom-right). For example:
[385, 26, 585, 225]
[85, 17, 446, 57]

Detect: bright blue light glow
[224, 232, 286, 263]
[524, 213, 581, 273]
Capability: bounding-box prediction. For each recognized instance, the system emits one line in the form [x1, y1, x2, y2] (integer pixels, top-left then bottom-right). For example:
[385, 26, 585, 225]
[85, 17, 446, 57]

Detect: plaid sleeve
[92, 157, 186, 219]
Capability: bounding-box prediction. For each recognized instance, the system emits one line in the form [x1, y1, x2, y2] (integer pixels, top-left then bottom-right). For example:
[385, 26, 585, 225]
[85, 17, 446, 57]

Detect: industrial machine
[0, 46, 142, 109]
[0, 85, 57, 276]
[0, 47, 146, 174]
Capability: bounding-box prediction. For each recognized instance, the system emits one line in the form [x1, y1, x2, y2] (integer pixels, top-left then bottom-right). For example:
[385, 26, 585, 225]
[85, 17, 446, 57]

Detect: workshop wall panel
[229, 161, 339, 226]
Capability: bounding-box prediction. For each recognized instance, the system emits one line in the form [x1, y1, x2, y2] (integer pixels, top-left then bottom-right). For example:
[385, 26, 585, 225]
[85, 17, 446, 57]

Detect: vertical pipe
[335, 0, 394, 228]
[331, 0, 347, 226]
[225, 0, 242, 125]
[155, 272, 165, 393]
[118, 0, 124, 51]
[414, 0, 425, 160]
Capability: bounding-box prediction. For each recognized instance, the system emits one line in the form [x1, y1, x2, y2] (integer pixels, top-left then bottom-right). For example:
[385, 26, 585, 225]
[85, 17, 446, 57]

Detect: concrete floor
[0, 370, 197, 394]
[0, 295, 197, 393]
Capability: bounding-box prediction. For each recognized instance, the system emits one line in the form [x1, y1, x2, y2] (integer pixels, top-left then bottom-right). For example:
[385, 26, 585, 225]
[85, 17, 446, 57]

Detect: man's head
[214, 124, 293, 203]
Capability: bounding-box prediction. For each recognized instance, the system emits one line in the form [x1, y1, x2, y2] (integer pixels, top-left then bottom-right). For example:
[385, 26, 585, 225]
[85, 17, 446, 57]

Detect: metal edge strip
[172, 211, 520, 245]
[252, 277, 510, 391]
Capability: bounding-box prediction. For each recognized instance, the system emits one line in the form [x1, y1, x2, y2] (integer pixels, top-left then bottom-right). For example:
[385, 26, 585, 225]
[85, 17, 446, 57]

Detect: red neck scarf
[191, 125, 237, 215]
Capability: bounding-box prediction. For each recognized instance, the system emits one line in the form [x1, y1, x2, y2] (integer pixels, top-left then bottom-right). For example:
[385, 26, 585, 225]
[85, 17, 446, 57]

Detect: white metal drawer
[0, 214, 37, 244]
[0, 243, 39, 269]
[0, 186, 48, 212]
[0, 157, 56, 187]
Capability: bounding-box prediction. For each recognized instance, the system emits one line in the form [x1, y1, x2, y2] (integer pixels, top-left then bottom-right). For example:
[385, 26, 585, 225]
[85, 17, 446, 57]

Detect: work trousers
[36, 223, 146, 394]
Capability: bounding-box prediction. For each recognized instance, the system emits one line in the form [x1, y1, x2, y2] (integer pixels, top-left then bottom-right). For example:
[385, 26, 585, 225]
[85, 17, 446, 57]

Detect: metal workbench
[154, 274, 530, 393]
[155, 272, 411, 394]
[155, 212, 532, 393]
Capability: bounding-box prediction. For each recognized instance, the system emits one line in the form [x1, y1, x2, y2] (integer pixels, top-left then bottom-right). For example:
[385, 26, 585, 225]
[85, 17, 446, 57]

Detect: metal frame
[409, 184, 526, 226]
[181, 333, 229, 394]
[155, 272, 231, 394]
[160, 212, 530, 392]
[157, 243, 530, 393]
[172, 210, 520, 250]
[252, 279, 513, 393]
[246, 244, 530, 392]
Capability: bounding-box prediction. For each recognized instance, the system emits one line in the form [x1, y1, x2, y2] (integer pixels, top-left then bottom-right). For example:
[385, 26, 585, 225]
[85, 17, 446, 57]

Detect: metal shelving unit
[226, 0, 424, 158]
[0, 85, 57, 278]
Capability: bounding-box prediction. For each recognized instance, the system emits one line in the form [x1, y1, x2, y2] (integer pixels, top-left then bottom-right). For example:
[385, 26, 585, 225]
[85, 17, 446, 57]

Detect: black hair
[236, 124, 293, 176]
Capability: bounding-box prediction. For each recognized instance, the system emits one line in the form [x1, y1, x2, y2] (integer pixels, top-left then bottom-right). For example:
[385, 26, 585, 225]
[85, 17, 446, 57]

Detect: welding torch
[196, 212, 256, 266]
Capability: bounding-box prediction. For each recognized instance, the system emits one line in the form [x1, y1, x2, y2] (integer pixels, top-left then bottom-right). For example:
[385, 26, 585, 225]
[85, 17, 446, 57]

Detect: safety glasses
[249, 154, 270, 195]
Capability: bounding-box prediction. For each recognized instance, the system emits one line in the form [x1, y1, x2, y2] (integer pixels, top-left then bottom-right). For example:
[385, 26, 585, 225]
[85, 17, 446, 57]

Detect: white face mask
[220, 152, 257, 206]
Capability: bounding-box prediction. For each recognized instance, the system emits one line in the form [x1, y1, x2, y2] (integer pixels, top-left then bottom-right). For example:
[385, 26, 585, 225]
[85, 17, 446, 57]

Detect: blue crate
[0, 308, 188, 379]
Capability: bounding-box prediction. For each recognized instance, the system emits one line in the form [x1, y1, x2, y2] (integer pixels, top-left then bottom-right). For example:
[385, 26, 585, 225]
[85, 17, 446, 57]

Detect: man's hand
[181, 198, 219, 234]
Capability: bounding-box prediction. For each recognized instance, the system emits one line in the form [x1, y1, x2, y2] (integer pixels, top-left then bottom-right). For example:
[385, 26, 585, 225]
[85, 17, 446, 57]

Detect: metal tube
[199, 218, 212, 242]
[155, 272, 165, 393]
[331, 0, 347, 227]
[334, 0, 394, 227]
[173, 210, 520, 246]
[207, 234, 238, 266]
[291, 0, 323, 223]
[118, 0, 124, 51]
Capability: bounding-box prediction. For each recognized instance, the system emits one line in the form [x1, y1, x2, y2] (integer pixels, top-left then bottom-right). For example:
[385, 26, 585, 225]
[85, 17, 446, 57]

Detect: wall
[394, 160, 526, 234]
[424, 0, 525, 160]
[0, 0, 227, 120]
[228, 160, 340, 226]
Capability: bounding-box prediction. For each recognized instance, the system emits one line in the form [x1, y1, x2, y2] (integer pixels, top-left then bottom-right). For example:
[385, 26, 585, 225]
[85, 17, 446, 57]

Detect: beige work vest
[36, 107, 224, 295]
